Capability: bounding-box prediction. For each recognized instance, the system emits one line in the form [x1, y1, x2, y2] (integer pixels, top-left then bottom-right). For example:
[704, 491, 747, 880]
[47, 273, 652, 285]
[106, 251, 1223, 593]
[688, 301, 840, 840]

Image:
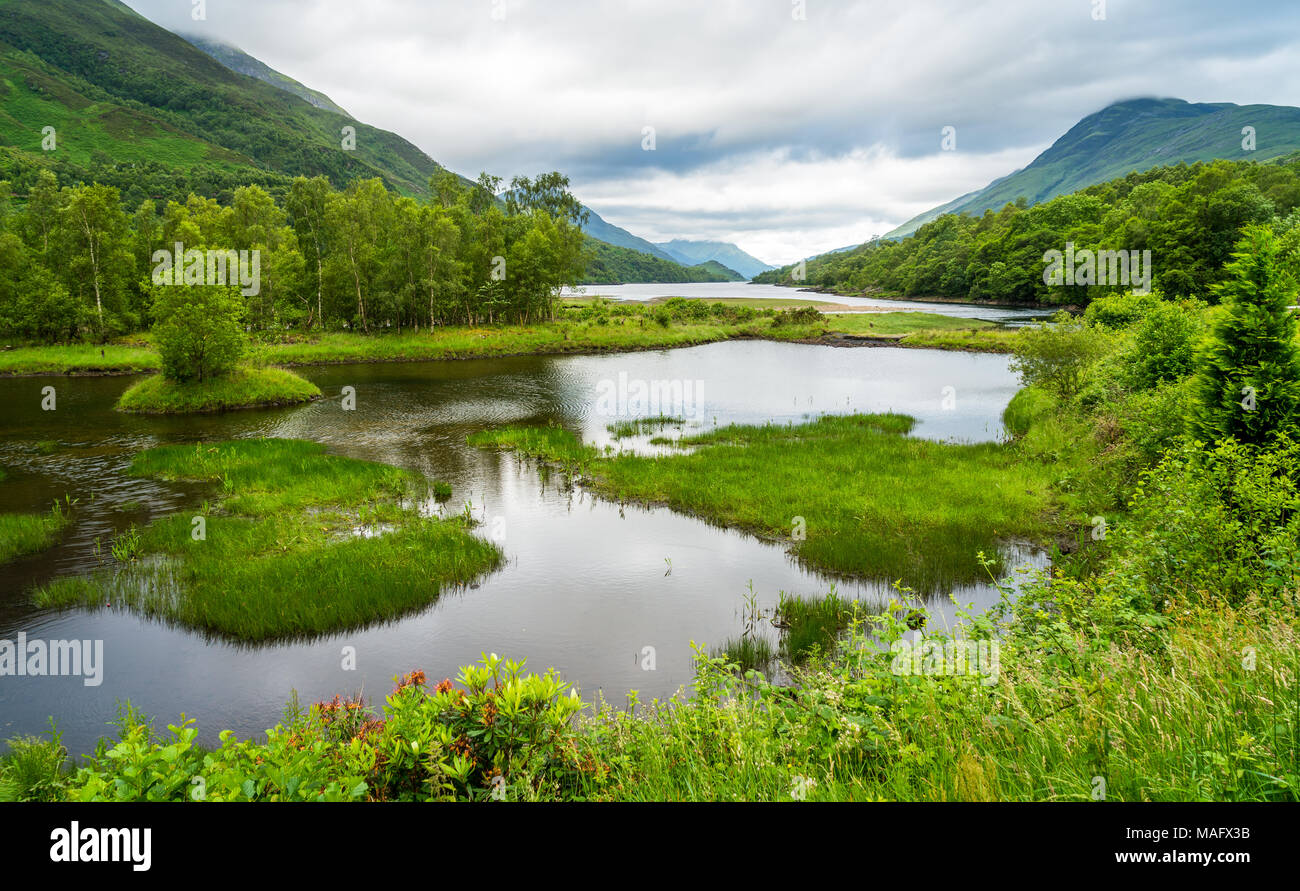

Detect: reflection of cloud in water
[0, 340, 1043, 756]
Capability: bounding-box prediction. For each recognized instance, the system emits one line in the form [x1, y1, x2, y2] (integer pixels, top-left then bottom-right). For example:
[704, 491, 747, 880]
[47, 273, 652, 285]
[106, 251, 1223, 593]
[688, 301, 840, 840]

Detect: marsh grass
[606, 415, 685, 439]
[32, 439, 501, 640]
[775, 591, 866, 662]
[0, 732, 69, 802]
[0, 498, 73, 564]
[476, 413, 1056, 592]
[901, 327, 1023, 353]
[468, 424, 598, 471]
[115, 366, 321, 414]
[713, 635, 775, 672]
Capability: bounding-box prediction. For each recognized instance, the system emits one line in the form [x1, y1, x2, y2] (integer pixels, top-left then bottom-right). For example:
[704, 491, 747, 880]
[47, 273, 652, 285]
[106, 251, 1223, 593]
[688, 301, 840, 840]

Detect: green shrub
[151, 283, 246, 382]
[1114, 435, 1300, 608]
[1123, 300, 1205, 389]
[1011, 312, 1108, 399]
[1192, 225, 1300, 446]
[0, 732, 69, 802]
[772, 305, 823, 327]
[1083, 291, 1159, 330]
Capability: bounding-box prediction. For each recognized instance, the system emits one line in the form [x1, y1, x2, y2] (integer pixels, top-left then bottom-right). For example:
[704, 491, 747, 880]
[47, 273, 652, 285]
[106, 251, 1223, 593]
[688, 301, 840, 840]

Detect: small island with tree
[115, 282, 320, 414]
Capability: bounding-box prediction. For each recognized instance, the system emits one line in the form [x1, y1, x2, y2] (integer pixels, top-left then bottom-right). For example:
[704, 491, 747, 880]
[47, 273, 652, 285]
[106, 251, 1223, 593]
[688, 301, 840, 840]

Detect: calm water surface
[0, 340, 1043, 755]
[565, 281, 1054, 324]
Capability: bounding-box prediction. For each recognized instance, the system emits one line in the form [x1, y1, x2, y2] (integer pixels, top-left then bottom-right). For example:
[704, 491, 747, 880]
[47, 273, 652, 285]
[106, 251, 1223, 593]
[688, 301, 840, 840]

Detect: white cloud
[125, 0, 1300, 262]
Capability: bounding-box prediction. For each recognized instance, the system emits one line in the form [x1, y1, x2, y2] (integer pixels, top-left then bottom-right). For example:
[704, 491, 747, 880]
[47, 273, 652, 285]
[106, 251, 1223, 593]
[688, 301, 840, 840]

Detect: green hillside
[0, 0, 450, 198]
[756, 153, 1300, 305]
[181, 33, 350, 117]
[886, 98, 1300, 239]
[580, 238, 741, 284]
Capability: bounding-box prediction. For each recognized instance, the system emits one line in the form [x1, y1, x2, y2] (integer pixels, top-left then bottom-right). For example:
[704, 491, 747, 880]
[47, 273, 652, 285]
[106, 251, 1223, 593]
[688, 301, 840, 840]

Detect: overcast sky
[125, 0, 1300, 264]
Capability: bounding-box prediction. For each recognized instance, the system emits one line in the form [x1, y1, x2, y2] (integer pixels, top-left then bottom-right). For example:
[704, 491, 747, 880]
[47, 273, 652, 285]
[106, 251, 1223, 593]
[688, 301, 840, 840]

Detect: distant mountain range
[577, 209, 768, 279]
[579, 205, 680, 262]
[884, 97, 1300, 239]
[652, 240, 773, 280]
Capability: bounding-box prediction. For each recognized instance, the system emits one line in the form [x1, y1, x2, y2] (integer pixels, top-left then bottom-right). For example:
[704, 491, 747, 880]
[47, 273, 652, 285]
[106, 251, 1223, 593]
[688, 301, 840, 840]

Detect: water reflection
[0, 341, 1044, 755]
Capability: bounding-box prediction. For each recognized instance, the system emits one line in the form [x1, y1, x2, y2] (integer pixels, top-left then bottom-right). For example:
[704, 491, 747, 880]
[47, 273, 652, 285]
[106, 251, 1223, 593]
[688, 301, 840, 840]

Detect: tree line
[756, 156, 1300, 305]
[0, 169, 590, 343]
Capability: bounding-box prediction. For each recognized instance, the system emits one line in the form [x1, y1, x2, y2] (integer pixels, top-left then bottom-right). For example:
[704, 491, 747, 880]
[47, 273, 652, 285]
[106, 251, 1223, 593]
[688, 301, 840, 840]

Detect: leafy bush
[1083, 291, 1159, 330]
[1010, 312, 1107, 399]
[1122, 299, 1205, 389]
[61, 656, 591, 802]
[150, 283, 246, 382]
[1113, 435, 1300, 607]
[771, 305, 822, 327]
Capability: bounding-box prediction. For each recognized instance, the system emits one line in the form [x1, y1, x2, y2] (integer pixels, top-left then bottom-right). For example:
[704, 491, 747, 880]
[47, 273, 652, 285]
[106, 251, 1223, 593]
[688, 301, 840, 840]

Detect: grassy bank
[115, 366, 321, 414]
[0, 342, 160, 376]
[0, 499, 72, 564]
[470, 413, 1058, 591]
[31, 439, 501, 640]
[3, 306, 1014, 377]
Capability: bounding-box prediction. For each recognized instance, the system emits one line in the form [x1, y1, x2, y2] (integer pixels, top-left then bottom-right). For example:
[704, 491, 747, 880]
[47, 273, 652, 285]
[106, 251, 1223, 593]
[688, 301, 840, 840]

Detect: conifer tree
[1191, 225, 1300, 446]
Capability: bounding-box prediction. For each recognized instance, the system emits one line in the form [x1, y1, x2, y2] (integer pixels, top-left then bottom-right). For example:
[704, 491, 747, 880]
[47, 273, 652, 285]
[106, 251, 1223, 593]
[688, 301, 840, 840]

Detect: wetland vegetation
[30, 439, 501, 639]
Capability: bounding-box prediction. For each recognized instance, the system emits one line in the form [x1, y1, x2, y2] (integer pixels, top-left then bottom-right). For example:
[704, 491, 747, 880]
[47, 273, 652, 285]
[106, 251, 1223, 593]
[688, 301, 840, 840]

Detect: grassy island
[115, 365, 321, 414]
[31, 439, 501, 639]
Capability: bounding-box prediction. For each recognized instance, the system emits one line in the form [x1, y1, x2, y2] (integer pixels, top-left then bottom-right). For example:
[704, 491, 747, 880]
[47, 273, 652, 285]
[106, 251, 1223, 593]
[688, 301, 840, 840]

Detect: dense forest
[0, 167, 610, 342]
[756, 155, 1300, 304]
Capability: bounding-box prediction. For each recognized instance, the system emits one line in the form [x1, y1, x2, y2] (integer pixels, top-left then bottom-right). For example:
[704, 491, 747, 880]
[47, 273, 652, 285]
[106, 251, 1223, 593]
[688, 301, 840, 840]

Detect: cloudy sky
[126, 0, 1300, 264]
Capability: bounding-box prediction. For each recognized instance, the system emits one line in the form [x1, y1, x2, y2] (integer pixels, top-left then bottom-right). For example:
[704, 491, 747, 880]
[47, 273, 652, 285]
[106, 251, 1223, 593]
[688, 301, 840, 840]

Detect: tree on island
[151, 283, 246, 383]
[1191, 225, 1300, 447]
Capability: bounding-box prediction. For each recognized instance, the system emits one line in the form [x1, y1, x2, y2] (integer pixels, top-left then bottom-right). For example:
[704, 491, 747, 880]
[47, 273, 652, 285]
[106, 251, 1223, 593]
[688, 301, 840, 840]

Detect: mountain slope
[654, 239, 773, 279]
[579, 205, 678, 261]
[0, 0, 450, 196]
[885, 98, 1300, 239]
[180, 33, 350, 117]
[580, 238, 738, 284]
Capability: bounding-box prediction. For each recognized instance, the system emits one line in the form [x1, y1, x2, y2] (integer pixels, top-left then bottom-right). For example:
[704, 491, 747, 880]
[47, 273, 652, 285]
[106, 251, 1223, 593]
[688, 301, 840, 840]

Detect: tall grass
[478, 413, 1057, 592]
[32, 439, 500, 640]
[0, 498, 73, 564]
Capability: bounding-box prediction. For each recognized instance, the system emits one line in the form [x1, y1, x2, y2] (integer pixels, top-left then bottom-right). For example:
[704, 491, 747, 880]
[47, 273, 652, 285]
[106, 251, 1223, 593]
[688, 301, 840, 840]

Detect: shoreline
[788, 284, 1080, 312]
[0, 313, 1017, 379]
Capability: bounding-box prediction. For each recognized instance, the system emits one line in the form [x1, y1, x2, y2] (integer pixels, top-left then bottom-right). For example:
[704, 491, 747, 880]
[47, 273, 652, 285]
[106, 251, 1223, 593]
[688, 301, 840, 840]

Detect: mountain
[579, 205, 678, 261]
[580, 239, 740, 284]
[0, 0, 452, 197]
[653, 239, 773, 279]
[180, 33, 350, 117]
[885, 98, 1300, 239]
[0, 0, 735, 285]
